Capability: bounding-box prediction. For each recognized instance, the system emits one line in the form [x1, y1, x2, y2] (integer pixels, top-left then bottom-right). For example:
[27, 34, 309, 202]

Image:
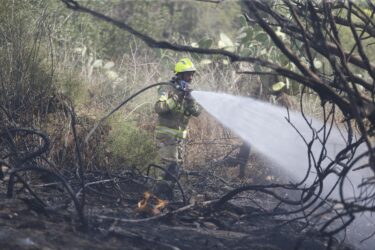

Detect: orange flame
[136, 191, 168, 216]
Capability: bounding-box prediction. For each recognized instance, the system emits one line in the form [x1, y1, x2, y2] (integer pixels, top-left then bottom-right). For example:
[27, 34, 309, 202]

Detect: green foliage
[0, 0, 58, 124]
[57, 74, 88, 106]
[198, 37, 213, 49]
[336, 9, 375, 79]
[106, 116, 157, 168]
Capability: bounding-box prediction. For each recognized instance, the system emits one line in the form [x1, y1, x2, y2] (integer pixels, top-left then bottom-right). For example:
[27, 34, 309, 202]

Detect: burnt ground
[0, 157, 356, 250]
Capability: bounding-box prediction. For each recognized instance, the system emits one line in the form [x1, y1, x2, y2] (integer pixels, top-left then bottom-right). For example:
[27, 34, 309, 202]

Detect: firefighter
[270, 81, 293, 109]
[154, 58, 201, 184]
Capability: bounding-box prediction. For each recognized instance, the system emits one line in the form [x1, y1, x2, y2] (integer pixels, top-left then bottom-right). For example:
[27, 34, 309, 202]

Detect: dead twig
[85, 82, 170, 143]
[93, 199, 218, 223]
[147, 164, 187, 205]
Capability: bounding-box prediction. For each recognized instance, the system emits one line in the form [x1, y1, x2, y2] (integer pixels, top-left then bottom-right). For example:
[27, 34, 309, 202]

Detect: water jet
[192, 90, 373, 250]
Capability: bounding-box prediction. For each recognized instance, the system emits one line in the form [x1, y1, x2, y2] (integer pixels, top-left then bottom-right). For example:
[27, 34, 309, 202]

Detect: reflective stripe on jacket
[155, 83, 200, 139]
[155, 125, 187, 139]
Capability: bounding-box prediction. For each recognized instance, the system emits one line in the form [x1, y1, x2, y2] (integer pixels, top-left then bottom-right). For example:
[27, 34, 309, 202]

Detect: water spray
[192, 90, 373, 250]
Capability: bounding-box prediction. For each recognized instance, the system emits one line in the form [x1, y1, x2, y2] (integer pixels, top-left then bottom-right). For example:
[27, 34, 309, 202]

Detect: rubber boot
[153, 180, 173, 201]
[153, 163, 180, 201]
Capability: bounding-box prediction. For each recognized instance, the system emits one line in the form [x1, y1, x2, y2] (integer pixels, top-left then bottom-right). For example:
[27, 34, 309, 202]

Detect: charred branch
[43, 0, 375, 244]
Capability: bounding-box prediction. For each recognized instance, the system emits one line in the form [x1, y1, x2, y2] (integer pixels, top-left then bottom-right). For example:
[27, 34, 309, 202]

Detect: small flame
[155, 198, 168, 210]
[136, 191, 168, 216]
[137, 192, 151, 209]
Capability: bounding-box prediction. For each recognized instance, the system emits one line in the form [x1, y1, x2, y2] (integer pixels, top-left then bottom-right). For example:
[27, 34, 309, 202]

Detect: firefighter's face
[181, 71, 195, 83]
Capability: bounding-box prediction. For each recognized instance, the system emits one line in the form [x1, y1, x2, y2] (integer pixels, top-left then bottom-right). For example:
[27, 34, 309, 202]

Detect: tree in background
[60, 0, 375, 241]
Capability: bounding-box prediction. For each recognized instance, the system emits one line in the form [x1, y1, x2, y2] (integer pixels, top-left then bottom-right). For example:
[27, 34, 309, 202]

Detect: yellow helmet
[174, 58, 196, 74]
[271, 82, 286, 92]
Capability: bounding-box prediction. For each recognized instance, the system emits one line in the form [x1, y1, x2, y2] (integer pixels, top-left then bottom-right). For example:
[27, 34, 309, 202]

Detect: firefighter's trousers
[155, 133, 183, 176]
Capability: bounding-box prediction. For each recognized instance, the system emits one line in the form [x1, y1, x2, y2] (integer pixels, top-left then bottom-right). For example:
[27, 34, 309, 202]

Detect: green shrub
[106, 116, 157, 169]
[57, 74, 88, 107]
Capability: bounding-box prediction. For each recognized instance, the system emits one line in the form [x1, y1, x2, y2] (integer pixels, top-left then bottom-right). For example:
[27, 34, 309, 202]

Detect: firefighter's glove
[184, 98, 201, 117]
[184, 88, 193, 100]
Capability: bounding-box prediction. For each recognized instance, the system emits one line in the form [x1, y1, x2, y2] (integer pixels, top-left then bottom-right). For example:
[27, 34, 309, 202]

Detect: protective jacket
[155, 82, 200, 139]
